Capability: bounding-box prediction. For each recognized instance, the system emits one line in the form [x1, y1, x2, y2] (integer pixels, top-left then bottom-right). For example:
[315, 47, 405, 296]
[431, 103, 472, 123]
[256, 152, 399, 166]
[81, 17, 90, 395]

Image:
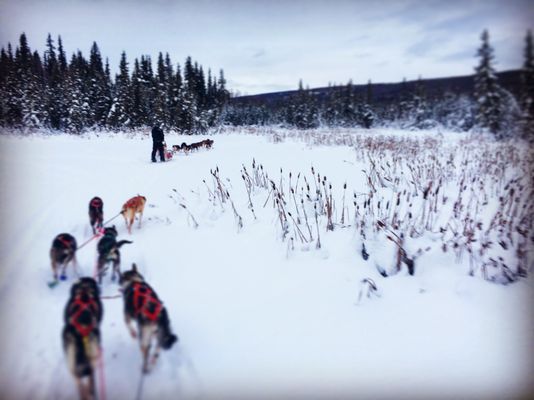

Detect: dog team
[52, 195, 178, 400]
[171, 138, 214, 153]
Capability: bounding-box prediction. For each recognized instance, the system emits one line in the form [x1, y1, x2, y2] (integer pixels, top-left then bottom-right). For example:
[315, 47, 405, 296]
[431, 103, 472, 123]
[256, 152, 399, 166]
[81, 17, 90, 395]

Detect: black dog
[50, 233, 78, 281]
[62, 277, 103, 400]
[88, 197, 104, 235]
[120, 263, 178, 373]
[96, 226, 132, 284]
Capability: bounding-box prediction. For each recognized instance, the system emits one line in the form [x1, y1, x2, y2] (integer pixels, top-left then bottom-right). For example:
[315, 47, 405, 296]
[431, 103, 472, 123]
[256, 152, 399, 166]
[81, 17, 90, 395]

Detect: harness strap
[125, 196, 143, 209]
[132, 282, 162, 322]
[68, 294, 98, 337]
[90, 198, 103, 208]
[57, 234, 74, 249]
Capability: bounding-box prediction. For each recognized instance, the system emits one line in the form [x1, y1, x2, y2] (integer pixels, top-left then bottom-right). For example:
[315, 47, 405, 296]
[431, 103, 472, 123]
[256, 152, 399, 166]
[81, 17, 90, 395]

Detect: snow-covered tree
[107, 51, 131, 129]
[88, 42, 112, 127]
[433, 93, 476, 132]
[474, 30, 503, 135]
[520, 30, 534, 138]
[64, 52, 92, 133]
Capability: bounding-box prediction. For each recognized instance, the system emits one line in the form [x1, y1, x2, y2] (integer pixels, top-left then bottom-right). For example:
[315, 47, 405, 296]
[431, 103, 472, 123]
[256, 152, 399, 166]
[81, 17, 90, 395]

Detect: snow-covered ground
[0, 128, 532, 400]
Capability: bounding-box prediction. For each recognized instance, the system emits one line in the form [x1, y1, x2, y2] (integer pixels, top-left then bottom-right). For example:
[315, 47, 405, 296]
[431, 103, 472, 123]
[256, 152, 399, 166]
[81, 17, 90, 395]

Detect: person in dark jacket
[151, 124, 165, 162]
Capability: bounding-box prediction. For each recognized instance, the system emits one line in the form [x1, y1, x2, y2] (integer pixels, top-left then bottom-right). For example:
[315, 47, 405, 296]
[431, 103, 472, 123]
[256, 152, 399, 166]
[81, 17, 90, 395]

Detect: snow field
[0, 129, 532, 400]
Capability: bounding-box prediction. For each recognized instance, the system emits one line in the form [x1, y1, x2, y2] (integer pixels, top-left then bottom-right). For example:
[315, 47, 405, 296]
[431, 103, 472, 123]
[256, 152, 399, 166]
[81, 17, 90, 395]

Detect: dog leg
[140, 327, 155, 373]
[125, 315, 137, 338]
[112, 258, 120, 282]
[139, 325, 158, 373]
[96, 258, 106, 285]
[123, 214, 131, 235]
[142, 342, 151, 374]
[138, 211, 143, 229]
[73, 255, 81, 278]
[60, 263, 68, 281]
[150, 336, 161, 367]
[89, 371, 96, 400]
[75, 377, 86, 400]
[51, 257, 58, 281]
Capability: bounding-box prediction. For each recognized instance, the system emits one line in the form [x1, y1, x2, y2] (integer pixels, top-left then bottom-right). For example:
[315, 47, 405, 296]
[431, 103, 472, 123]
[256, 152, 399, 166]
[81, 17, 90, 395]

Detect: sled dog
[62, 277, 103, 400]
[50, 233, 78, 281]
[96, 226, 132, 283]
[88, 197, 104, 235]
[120, 263, 178, 373]
[121, 195, 146, 234]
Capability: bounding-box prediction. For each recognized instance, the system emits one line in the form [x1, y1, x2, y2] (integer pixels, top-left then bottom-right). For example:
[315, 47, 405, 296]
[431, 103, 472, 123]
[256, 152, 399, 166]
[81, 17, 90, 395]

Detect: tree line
[1, 31, 532, 138]
[0, 33, 230, 133]
[226, 30, 534, 139]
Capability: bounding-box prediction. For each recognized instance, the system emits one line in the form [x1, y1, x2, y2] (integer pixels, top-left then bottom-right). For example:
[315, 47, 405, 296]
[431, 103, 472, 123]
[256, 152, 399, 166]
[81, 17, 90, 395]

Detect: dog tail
[158, 308, 178, 350]
[116, 240, 133, 248]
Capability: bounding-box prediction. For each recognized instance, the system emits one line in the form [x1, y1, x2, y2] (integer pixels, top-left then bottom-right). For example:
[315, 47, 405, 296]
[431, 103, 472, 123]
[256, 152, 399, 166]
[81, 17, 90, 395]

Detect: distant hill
[231, 70, 523, 106]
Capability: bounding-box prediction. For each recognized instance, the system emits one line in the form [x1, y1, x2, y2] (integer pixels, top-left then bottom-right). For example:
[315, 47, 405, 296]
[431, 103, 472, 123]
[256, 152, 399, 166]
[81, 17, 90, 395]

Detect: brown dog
[50, 233, 78, 281]
[62, 277, 103, 400]
[88, 197, 104, 235]
[120, 263, 178, 373]
[121, 195, 146, 234]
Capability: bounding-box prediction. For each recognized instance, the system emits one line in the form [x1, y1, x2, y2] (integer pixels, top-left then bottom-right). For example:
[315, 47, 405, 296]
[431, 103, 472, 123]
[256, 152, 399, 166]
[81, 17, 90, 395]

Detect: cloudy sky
[0, 0, 532, 95]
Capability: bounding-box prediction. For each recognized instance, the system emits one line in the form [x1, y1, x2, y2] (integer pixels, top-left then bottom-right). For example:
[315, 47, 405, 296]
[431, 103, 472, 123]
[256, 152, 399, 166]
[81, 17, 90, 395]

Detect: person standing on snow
[151, 123, 165, 162]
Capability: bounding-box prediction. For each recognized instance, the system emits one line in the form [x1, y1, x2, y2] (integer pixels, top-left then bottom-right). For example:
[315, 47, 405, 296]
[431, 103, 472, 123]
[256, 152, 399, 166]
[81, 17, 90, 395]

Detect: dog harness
[124, 196, 143, 210]
[68, 294, 99, 337]
[56, 234, 74, 249]
[131, 282, 162, 322]
[90, 197, 103, 208]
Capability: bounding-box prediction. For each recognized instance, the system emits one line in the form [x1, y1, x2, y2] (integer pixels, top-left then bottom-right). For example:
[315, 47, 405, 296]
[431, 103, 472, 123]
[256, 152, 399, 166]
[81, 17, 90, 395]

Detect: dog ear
[132, 263, 137, 272]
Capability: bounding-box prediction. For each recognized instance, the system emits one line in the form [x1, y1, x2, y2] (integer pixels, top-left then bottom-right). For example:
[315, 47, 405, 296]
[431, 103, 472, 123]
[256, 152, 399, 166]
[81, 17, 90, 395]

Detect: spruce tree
[88, 42, 111, 127]
[474, 30, 503, 135]
[130, 58, 143, 127]
[64, 51, 91, 132]
[107, 51, 131, 129]
[153, 52, 169, 125]
[173, 63, 186, 130]
[520, 30, 534, 137]
[0, 45, 16, 126]
[57, 36, 67, 74]
[44, 34, 62, 128]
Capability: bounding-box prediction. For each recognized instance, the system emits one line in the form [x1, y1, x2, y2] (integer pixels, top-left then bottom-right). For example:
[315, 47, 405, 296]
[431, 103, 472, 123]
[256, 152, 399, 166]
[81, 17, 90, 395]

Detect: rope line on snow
[97, 346, 107, 400]
[76, 210, 124, 252]
[135, 367, 146, 400]
[100, 294, 122, 300]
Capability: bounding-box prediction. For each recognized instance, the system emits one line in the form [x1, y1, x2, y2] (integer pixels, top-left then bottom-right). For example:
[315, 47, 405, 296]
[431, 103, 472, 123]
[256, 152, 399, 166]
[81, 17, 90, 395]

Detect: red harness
[124, 196, 143, 210]
[68, 294, 99, 337]
[57, 234, 74, 249]
[90, 198, 103, 208]
[132, 282, 162, 322]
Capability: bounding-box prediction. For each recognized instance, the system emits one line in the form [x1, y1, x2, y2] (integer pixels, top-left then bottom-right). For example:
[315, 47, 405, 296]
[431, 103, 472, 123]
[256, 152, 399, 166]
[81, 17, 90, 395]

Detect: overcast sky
[0, 0, 532, 95]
